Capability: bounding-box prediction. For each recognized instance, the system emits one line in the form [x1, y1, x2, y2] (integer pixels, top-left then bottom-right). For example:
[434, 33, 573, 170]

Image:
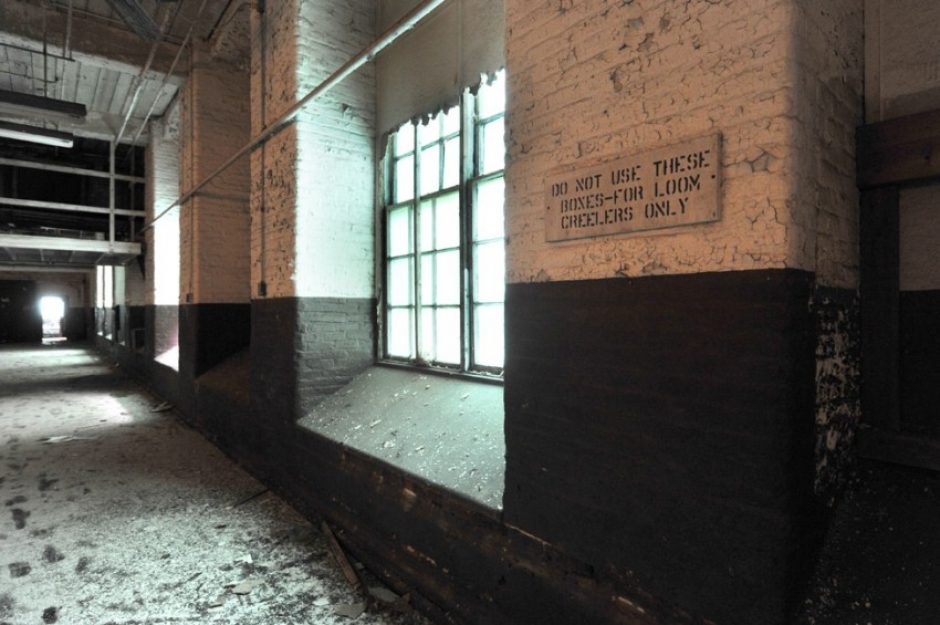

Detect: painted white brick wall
[792, 0, 863, 290]
[179, 43, 251, 305]
[249, 0, 376, 300]
[145, 119, 180, 306]
[250, 0, 299, 299]
[505, 0, 861, 287]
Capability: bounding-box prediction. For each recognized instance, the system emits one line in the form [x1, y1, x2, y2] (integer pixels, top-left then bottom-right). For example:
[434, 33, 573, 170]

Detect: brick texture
[145, 118, 181, 307]
[179, 43, 251, 305]
[505, 0, 861, 286]
[249, 0, 375, 300]
[792, 0, 863, 290]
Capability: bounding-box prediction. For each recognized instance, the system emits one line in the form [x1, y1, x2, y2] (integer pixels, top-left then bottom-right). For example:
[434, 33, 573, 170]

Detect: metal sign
[545, 134, 721, 241]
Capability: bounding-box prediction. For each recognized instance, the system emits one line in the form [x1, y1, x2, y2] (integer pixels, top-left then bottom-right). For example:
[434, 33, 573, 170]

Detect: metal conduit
[126, 0, 212, 149]
[141, 0, 450, 234]
[113, 2, 182, 146]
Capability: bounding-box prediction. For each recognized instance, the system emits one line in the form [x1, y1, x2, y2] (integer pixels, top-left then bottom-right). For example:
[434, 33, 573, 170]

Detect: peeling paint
[814, 288, 861, 505]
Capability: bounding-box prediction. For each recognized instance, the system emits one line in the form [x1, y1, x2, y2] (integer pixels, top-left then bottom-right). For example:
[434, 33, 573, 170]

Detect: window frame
[380, 76, 506, 377]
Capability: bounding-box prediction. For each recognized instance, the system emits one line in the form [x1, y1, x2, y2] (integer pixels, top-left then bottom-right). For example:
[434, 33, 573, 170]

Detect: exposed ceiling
[0, 0, 231, 143]
[0, 0, 236, 271]
[46, 0, 231, 45]
[0, 45, 178, 133]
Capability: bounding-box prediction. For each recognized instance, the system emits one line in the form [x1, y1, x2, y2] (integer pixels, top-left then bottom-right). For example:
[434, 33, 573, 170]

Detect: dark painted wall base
[504, 269, 820, 625]
[0, 280, 41, 343]
[814, 287, 861, 503]
[63, 307, 89, 342]
[178, 303, 250, 417]
[99, 273, 853, 625]
[94, 305, 180, 407]
[251, 296, 375, 422]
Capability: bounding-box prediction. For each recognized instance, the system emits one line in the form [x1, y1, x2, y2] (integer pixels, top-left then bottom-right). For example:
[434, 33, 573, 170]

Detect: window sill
[376, 359, 503, 385]
[299, 365, 505, 510]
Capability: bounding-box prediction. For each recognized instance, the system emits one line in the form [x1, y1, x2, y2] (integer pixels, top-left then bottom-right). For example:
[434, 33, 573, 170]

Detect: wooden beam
[0, 233, 140, 255]
[0, 157, 145, 184]
[0, 1, 185, 83]
[0, 90, 87, 118]
[0, 196, 146, 218]
[859, 186, 900, 431]
[858, 108, 940, 188]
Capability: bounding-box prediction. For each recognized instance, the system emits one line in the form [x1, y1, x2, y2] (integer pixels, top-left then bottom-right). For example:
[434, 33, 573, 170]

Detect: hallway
[0, 344, 427, 625]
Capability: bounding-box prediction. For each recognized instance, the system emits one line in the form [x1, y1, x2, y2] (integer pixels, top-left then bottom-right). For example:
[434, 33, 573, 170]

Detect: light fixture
[0, 90, 87, 119]
[0, 121, 74, 148]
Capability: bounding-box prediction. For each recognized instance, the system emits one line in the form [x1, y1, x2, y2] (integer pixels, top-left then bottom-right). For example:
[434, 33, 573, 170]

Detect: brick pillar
[177, 42, 251, 414]
[249, 0, 376, 424]
[145, 118, 181, 369]
[502, 1, 863, 624]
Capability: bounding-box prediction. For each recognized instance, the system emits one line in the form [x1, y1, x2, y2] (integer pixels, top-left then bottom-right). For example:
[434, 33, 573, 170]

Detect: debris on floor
[0, 345, 430, 625]
[229, 579, 264, 595]
[322, 520, 362, 591]
[334, 602, 367, 618]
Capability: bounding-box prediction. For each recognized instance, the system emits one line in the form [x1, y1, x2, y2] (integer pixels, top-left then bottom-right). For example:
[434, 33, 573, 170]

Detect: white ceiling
[0, 0, 232, 143]
[0, 44, 178, 121]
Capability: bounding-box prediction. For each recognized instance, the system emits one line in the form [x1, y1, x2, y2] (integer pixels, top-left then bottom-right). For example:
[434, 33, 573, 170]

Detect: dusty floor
[0, 344, 430, 625]
[302, 367, 505, 509]
[798, 458, 940, 625]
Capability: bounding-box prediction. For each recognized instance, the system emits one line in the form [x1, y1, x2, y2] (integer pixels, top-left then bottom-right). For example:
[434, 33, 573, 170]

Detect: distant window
[383, 71, 506, 373]
[103, 266, 113, 309]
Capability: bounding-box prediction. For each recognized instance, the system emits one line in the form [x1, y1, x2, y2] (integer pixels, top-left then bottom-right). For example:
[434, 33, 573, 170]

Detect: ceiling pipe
[103, 0, 162, 42]
[113, 2, 181, 146]
[59, 0, 73, 99]
[126, 0, 212, 148]
[142, 0, 450, 233]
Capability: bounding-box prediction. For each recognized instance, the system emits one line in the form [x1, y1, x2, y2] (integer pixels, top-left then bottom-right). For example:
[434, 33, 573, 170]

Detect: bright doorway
[39, 295, 66, 341]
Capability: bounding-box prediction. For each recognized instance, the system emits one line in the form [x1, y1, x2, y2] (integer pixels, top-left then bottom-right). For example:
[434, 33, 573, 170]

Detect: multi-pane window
[384, 71, 506, 373]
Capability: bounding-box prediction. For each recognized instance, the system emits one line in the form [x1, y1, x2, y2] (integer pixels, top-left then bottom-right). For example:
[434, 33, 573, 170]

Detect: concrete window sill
[299, 365, 505, 510]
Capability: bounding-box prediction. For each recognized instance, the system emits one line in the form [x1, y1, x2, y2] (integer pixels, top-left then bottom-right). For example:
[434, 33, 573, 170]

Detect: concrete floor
[0, 344, 430, 625]
[797, 458, 940, 625]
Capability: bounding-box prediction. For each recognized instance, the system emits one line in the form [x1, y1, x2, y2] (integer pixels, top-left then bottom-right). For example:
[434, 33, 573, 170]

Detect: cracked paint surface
[505, 0, 861, 287]
[813, 290, 861, 505]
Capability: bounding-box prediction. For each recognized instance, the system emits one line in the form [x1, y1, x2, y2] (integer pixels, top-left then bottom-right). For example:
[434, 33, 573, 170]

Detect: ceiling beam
[0, 0, 185, 85]
[0, 157, 145, 183]
[103, 0, 162, 43]
[0, 264, 95, 273]
[0, 90, 87, 118]
[0, 107, 151, 144]
[0, 197, 146, 218]
[0, 233, 140, 255]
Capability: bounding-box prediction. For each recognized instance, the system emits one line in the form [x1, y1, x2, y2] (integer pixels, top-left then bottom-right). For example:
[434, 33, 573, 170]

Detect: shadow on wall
[0, 280, 42, 344]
